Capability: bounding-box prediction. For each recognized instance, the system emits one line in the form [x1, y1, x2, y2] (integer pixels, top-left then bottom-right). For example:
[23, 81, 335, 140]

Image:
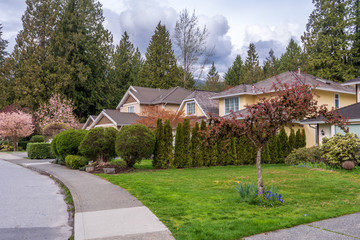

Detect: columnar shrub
[29, 135, 45, 143]
[27, 143, 53, 159]
[115, 124, 155, 167]
[55, 129, 87, 161]
[183, 118, 191, 167]
[276, 136, 284, 163]
[79, 127, 117, 163]
[65, 155, 88, 169]
[163, 119, 174, 168]
[268, 136, 278, 163]
[321, 133, 360, 166]
[236, 136, 256, 165]
[262, 144, 271, 164]
[174, 123, 185, 167]
[51, 134, 60, 160]
[200, 120, 208, 165]
[230, 138, 237, 164]
[191, 122, 201, 166]
[278, 128, 290, 157]
[295, 129, 302, 149]
[153, 119, 164, 168]
[301, 129, 306, 148]
[289, 128, 296, 151]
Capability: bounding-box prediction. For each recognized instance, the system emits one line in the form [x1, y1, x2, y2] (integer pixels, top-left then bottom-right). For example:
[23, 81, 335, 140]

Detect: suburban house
[301, 77, 360, 145]
[116, 86, 191, 114]
[177, 90, 219, 119]
[84, 86, 191, 130]
[211, 70, 356, 147]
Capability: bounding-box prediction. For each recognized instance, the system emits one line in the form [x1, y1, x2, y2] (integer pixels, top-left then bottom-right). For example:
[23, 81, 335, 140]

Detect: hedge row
[27, 143, 53, 159]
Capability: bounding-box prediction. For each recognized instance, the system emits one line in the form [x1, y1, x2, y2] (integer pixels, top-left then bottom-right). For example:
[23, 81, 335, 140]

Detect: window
[225, 97, 239, 114]
[186, 102, 196, 115]
[335, 94, 339, 108]
[127, 106, 135, 113]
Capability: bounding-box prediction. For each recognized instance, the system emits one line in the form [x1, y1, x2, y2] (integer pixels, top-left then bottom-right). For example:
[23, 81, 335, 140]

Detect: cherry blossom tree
[0, 111, 34, 151]
[36, 94, 79, 129]
[207, 79, 347, 195]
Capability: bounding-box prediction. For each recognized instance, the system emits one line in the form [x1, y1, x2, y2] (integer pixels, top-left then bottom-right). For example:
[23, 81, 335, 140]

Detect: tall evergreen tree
[109, 32, 142, 107]
[289, 128, 296, 151]
[243, 43, 264, 84]
[0, 24, 11, 109]
[301, 128, 307, 148]
[174, 122, 185, 167]
[263, 49, 280, 78]
[190, 122, 201, 166]
[302, 0, 356, 82]
[278, 39, 304, 73]
[52, 0, 114, 119]
[10, 0, 62, 111]
[139, 22, 180, 89]
[205, 62, 221, 91]
[163, 119, 174, 168]
[153, 118, 164, 168]
[295, 129, 302, 149]
[225, 55, 244, 86]
[268, 136, 278, 163]
[278, 127, 290, 157]
[0, 23, 8, 66]
[183, 118, 191, 167]
[350, 0, 360, 73]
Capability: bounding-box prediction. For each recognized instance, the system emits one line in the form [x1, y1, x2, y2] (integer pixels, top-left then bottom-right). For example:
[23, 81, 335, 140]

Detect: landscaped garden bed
[99, 163, 360, 240]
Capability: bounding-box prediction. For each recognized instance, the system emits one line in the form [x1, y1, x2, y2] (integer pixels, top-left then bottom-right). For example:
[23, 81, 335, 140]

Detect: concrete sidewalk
[0, 153, 174, 240]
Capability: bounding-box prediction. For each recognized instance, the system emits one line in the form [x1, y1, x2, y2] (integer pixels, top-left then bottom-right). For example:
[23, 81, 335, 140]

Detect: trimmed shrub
[236, 136, 256, 165]
[65, 155, 88, 169]
[174, 123, 185, 167]
[56, 129, 87, 161]
[285, 146, 321, 165]
[27, 143, 53, 159]
[191, 122, 201, 167]
[262, 144, 271, 164]
[183, 119, 191, 167]
[321, 133, 360, 166]
[276, 136, 284, 163]
[29, 135, 45, 143]
[163, 119, 174, 168]
[115, 124, 155, 167]
[51, 134, 60, 159]
[42, 122, 71, 138]
[289, 128, 296, 151]
[79, 127, 117, 163]
[278, 128, 290, 157]
[301, 129, 306, 148]
[295, 129, 302, 149]
[153, 119, 164, 168]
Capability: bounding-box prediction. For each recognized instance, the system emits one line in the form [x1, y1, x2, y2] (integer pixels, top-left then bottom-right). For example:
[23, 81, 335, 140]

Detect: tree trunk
[256, 146, 264, 195]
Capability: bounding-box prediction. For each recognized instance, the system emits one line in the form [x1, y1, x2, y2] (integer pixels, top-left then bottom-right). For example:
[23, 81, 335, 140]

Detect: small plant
[235, 180, 259, 204]
[258, 185, 284, 207]
[65, 155, 88, 169]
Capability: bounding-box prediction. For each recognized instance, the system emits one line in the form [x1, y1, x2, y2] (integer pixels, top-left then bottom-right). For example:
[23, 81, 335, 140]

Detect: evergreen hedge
[27, 143, 53, 159]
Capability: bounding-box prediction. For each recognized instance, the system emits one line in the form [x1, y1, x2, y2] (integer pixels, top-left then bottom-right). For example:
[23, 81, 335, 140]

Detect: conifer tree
[174, 122, 185, 167]
[263, 49, 279, 78]
[278, 127, 290, 157]
[183, 118, 191, 166]
[261, 143, 271, 164]
[153, 118, 164, 168]
[163, 119, 174, 168]
[210, 141, 218, 166]
[301, 128, 307, 148]
[295, 129, 302, 149]
[200, 119, 208, 165]
[243, 43, 264, 84]
[268, 136, 278, 163]
[236, 135, 257, 165]
[225, 55, 244, 86]
[190, 122, 201, 166]
[276, 136, 284, 163]
[289, 128, 296, 152]
[0, 23, 10, 109]
[278, 39, 304, 73]
[230, 137, 237, 164]
[139, 22, 180, 89]
[205, 62, 221, 91]
[0, 23, 8, 66]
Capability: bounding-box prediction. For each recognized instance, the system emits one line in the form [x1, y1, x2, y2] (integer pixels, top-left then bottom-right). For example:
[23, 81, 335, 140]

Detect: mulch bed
[89, 164, 133, 174]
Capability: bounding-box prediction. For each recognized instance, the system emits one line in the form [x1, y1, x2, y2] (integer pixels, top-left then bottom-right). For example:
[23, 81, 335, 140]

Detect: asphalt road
[0, 159, 72, 240]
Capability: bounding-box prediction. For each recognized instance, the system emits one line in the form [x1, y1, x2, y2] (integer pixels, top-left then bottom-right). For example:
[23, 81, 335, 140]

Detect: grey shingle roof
[184, 90, 219, 117]
[132, 86, 192, 105]
[213, 71, 355, 99]
[103, 109, 141, 126]
[343, 77, 360, 86]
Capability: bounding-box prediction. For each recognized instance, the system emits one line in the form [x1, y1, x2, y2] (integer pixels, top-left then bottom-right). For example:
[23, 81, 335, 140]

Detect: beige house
[88, 109, 141, 130]
[211, 71, 356, 147]
[82, 115, 97, 130]
[116, 86, 191, 114]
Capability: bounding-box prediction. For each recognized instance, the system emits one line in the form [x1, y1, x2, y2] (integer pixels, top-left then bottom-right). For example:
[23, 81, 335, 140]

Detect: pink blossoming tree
[36, 94, 79, 130]
[0, 111, 34, 151]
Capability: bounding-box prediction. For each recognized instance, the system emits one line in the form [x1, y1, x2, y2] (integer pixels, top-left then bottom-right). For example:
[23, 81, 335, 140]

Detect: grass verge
[98, 163, 360, 240]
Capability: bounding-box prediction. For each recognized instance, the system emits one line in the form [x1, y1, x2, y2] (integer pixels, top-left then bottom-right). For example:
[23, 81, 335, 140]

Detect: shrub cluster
[27, 143, 53, 159]
[285, 146, 321, 165]
[65, 155, 88, 169]
[52, 129, 87, 161]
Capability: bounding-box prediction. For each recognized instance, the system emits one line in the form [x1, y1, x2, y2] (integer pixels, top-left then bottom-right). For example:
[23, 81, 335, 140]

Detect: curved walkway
[0, 153, 174, 240]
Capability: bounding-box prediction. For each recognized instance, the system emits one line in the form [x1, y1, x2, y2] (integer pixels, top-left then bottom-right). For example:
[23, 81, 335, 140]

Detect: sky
[0, 0, 314, 75]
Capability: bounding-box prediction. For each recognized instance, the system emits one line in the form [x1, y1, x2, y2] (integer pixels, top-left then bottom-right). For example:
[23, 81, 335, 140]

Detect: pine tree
[10, 0, 62, 111]
[263, 49, 279, 78]
[301, 128, 307, 148]
[289, 128, 296, 152]
[139, 22, 180, 89]
[109, 32, 142, 107]
[225, 55, 244, 86]
[190, 122, 201, 166]
[183, 118, 191, 167]
[278, 39, 304, 73]
[174, 122, 185, 167]
[205, 62, 221, 91]
[243, 43, 264, 84]
[278, 127, 290, 157]
[295, 129, 302, 149]
[153, 118, 164, 168]
[163, 119, 174, 168]
[302, 0, 356, 82]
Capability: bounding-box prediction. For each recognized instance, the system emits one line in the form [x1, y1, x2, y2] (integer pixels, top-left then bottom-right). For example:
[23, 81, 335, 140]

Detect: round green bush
[56, 129, 87, 161]
[29, 135, 45, 143]
[65, 155, 88, 169]
[27, 143, 53, 159]
[321, 133, 360, 166]
[115, 124, 155, 167]
[79, 127, 117, 162]
[285, 146, 321, 165]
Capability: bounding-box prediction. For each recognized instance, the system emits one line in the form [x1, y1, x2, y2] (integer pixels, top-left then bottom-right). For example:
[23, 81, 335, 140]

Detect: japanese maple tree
[208, 79, 347, 195]
[0, 111, 34, 151]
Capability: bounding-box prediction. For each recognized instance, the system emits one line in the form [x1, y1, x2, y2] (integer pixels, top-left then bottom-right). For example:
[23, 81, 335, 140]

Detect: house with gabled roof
[116, 86, 192, 114]
[211, 70, 356, 147]
[83, 115, 98, 130]
[177, 90, 219, 119]
[88, 109, 141, 130]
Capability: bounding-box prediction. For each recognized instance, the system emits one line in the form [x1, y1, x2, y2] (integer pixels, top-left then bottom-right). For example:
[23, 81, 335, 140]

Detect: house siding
[120, 103, 141, 114]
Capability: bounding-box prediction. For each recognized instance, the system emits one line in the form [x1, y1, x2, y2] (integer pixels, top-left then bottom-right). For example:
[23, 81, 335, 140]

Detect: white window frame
[225, 97, 239, 114]
[127, 106, 135, 113]
[334, 93, 340, 108]
[186, 101, 196, 116]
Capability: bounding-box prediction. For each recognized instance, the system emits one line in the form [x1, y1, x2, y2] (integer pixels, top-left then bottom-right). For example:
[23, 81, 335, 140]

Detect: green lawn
[98, 162, 360, 240]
